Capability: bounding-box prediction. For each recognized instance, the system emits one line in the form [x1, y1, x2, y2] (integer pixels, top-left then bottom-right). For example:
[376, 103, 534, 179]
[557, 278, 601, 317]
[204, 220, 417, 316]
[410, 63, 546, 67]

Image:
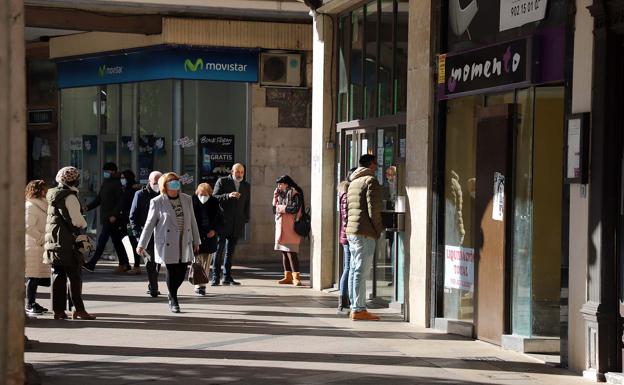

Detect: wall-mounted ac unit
[260, 52, 302, 87]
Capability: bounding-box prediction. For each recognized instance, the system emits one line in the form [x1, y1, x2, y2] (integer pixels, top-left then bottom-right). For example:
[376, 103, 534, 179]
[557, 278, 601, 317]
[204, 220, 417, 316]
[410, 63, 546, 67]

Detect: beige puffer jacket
[25, 198, 50, 278]
[346, 167, 383, 239]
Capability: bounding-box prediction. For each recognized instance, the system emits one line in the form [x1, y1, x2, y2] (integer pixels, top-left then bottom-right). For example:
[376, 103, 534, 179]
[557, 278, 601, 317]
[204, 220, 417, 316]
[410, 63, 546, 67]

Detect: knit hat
[55, 166, 80, 185]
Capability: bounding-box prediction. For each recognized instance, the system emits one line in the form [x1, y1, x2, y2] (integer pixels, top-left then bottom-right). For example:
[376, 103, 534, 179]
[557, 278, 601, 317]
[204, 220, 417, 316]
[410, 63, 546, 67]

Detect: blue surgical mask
[120, 178, 127, 187]
[103, 171, 111, 179]
[168, 180, 181, 191]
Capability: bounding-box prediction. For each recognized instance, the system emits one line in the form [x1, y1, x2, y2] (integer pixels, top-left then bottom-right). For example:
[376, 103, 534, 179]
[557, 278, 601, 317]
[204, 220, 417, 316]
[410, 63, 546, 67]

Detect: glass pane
[511, 88, 534, 337]
[350, 9, 365, 120]
[442, 95, 481, 322]
[379, 0, 394, 116]
[137, 80, 173, 185]
[119, 84, 136, 174]
[395, 0, 408, 113]
[59, 86, 100, 233]
[103, 85, 120, 135]
[338, 15, 350, 122]
[364, 1, 378, 118]
[530, 86, 564, 337]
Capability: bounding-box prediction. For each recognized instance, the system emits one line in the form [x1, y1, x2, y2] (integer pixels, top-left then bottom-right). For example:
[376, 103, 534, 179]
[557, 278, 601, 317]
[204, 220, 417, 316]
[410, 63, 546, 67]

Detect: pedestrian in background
[130, 171, 162, 297]
[119, 169, 142, 275]
[136, 172, 201, 313]
[336, 169, 356, 314]
[44, 167, 96, 320]
[273, 175, 304, 287]
[211, 163, 250, 286]
[24, 180, 50, 315]
[192, 183, 221, 296]
[83, 162, 130, 273]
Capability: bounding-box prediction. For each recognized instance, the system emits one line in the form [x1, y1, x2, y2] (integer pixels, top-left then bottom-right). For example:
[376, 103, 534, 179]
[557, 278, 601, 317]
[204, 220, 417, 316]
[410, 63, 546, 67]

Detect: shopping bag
[188, 262, 209, 285]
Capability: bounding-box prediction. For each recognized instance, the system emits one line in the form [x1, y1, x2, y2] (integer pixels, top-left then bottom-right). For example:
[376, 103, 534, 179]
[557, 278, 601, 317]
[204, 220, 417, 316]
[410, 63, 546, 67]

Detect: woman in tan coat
[25, 180, 50, 315]
[273, 175, 304, 286]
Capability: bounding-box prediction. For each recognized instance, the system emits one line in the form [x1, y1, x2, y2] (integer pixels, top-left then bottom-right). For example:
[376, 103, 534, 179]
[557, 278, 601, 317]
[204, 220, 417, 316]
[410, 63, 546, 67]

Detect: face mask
[167, 180, 181, 191]
[120, 178, 127, 187]
[151, 183, 160, 193]
[198, 195, 209, 204]
[103, 171, 111, 179]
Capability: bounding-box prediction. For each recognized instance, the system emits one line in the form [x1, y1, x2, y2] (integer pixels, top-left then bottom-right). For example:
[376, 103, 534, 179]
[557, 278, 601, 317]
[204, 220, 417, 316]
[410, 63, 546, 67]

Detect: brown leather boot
[277, 271, 293, 284]
[72, 311, 96, 320]
[128, 266, 142, 275]
[54, 311, 68, 320]
[292, 272, 303, 286]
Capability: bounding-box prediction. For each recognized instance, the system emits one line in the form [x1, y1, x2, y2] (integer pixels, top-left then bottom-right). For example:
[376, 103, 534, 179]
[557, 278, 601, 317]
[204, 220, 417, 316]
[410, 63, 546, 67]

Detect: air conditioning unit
[260, 52, 302, 87]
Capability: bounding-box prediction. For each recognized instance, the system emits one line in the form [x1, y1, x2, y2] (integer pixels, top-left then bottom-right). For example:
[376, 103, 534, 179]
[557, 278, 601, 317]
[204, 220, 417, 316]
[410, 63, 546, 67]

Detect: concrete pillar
[310, 13, 336, 290]
[405, 0, 434, 326]
[0, 0, 26, 384]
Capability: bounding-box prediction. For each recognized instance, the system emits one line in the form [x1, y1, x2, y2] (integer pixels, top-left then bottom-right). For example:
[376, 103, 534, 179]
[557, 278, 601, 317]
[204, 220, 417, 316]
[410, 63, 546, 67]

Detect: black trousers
[165, 263, 188, 301]
[88, 222, 129, 267]
[212, 235, 238, 280]
[25, 277, 51, 306]
[51, 264, 85, 312]
[145, 243, 161, 293]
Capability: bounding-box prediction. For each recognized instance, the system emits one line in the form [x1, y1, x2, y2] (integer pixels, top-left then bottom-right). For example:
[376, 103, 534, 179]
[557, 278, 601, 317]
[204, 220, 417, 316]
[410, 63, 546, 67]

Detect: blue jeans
[212, 235, 238, 281]
[339, 244, 351, 298]
[347, 234, 376, 312]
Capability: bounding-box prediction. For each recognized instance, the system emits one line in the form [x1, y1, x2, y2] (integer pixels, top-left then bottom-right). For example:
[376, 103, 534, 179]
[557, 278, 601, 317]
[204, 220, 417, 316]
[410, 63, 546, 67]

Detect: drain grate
[461, 356, 504, 362]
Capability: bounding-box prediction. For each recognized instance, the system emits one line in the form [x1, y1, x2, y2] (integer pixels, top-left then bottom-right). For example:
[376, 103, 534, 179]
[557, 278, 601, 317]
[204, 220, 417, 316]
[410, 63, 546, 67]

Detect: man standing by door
[83, 162, 130, 273]
[347, 154, 383, 321]
[211, 163, 250, 286]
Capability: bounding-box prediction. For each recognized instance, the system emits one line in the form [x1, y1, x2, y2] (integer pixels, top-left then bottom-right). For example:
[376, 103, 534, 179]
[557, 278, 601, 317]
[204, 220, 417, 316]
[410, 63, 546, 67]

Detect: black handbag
[294, 206, 311, 237]
[188, 262, 210, 285]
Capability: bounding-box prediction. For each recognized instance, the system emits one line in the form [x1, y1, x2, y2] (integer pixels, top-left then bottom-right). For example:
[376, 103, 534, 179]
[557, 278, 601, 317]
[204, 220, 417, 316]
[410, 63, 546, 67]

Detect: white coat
[25, 198, 50, 278]
[138, 193, 201, 265]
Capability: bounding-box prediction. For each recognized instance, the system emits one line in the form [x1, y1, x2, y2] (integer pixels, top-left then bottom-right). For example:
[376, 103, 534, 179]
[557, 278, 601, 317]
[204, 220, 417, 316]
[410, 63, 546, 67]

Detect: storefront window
[119, 84, 137, 173]
[395, 0, 408, 113]
[379, 0, 394, 116]
[364, 1, 378, 119]
[442, 95, 481, 321]
[338, 15, 351, 123]
[350, 8, 365, 120]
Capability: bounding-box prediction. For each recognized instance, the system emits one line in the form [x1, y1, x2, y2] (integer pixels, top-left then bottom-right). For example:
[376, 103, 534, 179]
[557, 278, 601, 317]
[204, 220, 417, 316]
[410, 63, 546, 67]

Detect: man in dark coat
[211, 163, 250, 285]
[83, 162, 129, 273]
[129, 171, 162, 297]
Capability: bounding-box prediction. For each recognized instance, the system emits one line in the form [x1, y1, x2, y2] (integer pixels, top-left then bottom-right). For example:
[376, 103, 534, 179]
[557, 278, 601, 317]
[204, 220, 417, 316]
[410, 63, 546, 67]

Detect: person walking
[347, 154, 383, 321]
[211, 163, 250, 286]
[192, 183, 222, 296]
[272, 175, 304, 287]
[130, 171, 162, 297]
[136, 172, 201, 313]
[83, 162, 130, 273]
[44, 166, 96, 320]
[25, 180, 50, 315]
[336, 175, 352, 314]
[119, 170, 142, 275]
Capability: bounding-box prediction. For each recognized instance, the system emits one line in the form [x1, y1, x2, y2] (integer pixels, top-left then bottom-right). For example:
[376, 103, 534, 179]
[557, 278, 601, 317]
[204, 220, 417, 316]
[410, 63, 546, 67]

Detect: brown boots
[72, 311, 96, 320]
[292, 272, 303, 286]
[277, 271, 293, 284]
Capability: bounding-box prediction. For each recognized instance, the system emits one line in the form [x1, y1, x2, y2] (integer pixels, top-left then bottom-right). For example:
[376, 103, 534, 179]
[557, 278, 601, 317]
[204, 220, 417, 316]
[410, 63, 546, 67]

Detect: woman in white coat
[25, 180, 50, 315]
[137, 172, 200, 313]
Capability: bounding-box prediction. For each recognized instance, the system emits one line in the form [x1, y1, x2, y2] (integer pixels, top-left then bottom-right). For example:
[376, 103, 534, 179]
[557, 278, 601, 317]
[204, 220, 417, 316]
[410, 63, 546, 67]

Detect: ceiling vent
[260, 52, 302, 87]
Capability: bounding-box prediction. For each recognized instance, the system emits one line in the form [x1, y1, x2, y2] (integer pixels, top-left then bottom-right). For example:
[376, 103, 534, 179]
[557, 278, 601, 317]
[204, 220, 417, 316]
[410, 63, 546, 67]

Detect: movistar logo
[98, 65, 106, 77]
[98, 64, 123, 77]
[184, 58, 204, 72]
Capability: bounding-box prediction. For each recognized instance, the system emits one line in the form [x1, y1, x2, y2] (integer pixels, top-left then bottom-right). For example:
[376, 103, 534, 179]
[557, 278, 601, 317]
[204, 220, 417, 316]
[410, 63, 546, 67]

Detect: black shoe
[147, 290, 160, 298]
[168, 295, 180, 313]
[210, 280, 220, 286]
[222, 278, 240, 286]
[171, 305, 180, 313]
[194, 288, 206, 296]
[25, 304, 43, 315]
[82, 262, 95, 273]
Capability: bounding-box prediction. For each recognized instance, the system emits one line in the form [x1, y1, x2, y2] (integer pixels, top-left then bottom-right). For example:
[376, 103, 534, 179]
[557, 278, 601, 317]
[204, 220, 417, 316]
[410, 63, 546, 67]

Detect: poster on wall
[70, 137, 83, 170]
[138, 135, 155, 185]
[198, 134, 235, 186]
[492, 172, 505, 221]
[444, 245, 475, 292]
[499, 0, 548, 32]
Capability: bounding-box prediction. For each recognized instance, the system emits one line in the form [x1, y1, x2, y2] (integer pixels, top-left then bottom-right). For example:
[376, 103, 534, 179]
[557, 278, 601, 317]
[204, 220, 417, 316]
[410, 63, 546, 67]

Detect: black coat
[86, 176, 123, 224]
[213, 175, 250, 237]
[192, 194, 222, 254]
[129, 186, 159, 239]
[118, 184, 140, 232]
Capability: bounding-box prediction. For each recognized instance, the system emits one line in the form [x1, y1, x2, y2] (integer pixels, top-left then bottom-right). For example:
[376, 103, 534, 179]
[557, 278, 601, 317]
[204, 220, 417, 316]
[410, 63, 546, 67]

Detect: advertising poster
[138, 135, 155, 184]
[198, 134, 235, 186]
[444, 245, 475, 292]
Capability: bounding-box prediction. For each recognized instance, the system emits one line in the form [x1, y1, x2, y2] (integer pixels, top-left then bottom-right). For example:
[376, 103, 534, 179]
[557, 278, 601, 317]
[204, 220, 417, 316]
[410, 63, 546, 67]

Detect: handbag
[188, 262, 210, 285]
[294, 206, 311, 237]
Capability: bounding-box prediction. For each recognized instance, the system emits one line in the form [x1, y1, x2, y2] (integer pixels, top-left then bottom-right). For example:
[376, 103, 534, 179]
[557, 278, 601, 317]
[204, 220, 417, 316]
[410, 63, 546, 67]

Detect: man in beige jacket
[346, 154, 383, 321]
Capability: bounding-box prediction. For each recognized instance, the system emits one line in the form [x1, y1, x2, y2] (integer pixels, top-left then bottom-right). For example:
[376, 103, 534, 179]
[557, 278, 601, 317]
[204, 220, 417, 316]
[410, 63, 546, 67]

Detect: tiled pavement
[24, 263, 588, 385]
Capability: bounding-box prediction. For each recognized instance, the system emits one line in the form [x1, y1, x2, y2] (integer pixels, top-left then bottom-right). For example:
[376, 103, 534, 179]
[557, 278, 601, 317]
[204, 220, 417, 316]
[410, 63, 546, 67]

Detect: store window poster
[198, 134, 235, 186]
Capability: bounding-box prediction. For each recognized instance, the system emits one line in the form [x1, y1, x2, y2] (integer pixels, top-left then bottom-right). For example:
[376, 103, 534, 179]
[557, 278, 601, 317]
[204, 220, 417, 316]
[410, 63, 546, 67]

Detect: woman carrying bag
[192, 183, 222, 296]
[273, 175, 304, 287]
[136, 172, 201, 313]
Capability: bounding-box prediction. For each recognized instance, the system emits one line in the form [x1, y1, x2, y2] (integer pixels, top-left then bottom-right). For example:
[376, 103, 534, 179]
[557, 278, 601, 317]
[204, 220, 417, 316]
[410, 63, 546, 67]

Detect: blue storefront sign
[57, 46, 259, 88]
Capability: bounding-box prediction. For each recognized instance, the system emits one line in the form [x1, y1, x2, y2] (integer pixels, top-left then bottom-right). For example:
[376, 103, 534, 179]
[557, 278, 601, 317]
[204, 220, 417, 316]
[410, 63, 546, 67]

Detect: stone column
[0, 0, 26, 384]
[405, 0, 434, 326]
[310, 12, 336, 289]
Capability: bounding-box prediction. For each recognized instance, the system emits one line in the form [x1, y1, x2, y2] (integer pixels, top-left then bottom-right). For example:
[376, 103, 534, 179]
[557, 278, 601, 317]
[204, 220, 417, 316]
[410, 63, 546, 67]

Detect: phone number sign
[499, 0, 547, 32]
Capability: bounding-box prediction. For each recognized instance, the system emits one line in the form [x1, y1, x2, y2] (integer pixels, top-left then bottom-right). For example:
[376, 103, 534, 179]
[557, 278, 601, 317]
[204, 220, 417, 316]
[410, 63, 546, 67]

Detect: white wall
[568, 0, 593, 373]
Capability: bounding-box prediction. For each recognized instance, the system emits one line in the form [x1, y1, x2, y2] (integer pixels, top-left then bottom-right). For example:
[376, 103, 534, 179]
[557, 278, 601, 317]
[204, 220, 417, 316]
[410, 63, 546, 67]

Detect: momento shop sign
[438, 38, 531, 100]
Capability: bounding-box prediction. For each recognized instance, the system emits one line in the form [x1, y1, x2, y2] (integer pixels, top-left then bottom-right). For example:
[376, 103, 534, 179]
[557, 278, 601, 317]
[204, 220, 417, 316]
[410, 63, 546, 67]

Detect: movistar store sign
[57, 46, 259, 88]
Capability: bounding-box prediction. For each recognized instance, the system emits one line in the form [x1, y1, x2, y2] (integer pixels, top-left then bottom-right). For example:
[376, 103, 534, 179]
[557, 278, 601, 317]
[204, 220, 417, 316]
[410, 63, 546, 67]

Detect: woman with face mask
[136, 172, 201, 313]
[191, 183, 222, 296]
[273, 175, 304, 286]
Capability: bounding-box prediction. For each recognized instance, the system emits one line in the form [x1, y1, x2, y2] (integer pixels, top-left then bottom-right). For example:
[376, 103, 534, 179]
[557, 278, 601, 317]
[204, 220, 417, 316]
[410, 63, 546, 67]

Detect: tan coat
[346, 167, 383, 239]
[25, 198, 50, 278]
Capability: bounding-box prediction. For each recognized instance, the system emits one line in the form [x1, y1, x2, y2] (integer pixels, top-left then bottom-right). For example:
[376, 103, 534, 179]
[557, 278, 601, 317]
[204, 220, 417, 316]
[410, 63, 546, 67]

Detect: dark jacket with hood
[86, 175, 123, 224]
[119, 182, 141, 234]
[129, 185, 159, 240]
[44, 186, 82, 266]
[346, 167, 383, 239]
[192, 194, 222, 254]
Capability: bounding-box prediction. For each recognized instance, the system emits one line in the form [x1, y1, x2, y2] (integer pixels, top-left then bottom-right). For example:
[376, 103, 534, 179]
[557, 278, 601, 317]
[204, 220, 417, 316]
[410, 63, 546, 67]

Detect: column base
[433, 318, 474, 338]
[501, 335, 560, 354]
[583, 368, 607, 382]
[606, 372, 624, 384]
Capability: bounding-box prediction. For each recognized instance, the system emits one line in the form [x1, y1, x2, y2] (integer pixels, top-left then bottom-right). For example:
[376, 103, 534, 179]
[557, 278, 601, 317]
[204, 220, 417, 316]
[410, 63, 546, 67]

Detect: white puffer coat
[25, 198, 50, 278]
